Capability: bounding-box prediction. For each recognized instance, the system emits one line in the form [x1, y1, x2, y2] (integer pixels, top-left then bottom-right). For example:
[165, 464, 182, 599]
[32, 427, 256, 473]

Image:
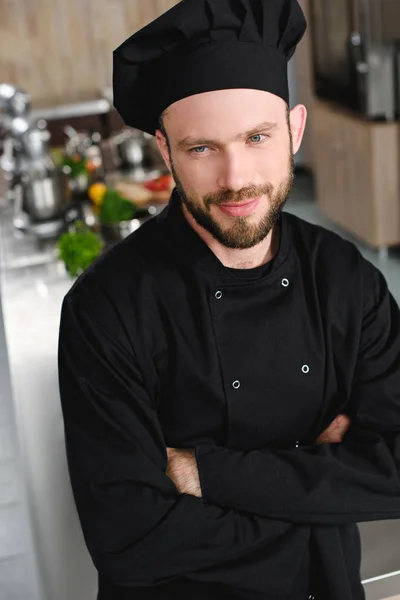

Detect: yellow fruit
[88, 183, 107, 206]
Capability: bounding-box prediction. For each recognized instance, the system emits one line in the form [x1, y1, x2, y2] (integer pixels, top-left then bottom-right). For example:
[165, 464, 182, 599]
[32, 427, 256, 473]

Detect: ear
[289, 104, 307, 154]
[155, 129, 172, 173]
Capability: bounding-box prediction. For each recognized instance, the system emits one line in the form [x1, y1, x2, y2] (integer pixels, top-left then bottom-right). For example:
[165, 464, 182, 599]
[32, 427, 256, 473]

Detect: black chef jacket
[58, 187, 400, 600]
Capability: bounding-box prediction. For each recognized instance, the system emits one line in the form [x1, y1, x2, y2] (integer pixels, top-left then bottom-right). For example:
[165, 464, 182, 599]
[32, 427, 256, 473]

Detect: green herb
[99, 189, 136, 224]
[57, 221, 103, 277]
[62, 155, 88, 178]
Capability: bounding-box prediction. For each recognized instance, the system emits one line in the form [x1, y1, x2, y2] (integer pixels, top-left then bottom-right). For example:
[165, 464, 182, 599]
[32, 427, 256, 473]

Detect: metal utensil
[0, 84, 31, 118]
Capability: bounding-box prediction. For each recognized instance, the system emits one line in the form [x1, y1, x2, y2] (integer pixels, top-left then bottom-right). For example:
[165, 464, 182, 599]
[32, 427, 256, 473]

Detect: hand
[166, 447, 202, 498]
[315, 414, 352, 445]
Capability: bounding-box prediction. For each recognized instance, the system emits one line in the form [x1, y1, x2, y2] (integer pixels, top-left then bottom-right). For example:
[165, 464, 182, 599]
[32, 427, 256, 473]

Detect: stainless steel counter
[0, 274, 42, 600]
[0, 203, 97, 600]
[0, 205, 59, 271]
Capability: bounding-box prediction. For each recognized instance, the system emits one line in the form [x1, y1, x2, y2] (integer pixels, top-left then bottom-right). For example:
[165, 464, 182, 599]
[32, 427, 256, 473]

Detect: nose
[216, 150, 252, 192]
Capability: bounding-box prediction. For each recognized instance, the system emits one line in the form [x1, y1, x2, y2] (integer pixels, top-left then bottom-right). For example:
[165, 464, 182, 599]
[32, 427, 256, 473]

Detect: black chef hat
[113, 0, 306, 136]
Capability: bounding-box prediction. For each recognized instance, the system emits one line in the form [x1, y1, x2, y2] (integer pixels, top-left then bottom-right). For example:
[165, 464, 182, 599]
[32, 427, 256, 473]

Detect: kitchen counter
[0, 196, 400, 600]
[0, 202, 97, 600]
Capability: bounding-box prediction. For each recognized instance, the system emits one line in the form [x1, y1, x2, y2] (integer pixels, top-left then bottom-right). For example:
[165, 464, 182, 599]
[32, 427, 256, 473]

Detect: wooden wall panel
[313, 100, 400, 249]
[0, 0, 179, 107]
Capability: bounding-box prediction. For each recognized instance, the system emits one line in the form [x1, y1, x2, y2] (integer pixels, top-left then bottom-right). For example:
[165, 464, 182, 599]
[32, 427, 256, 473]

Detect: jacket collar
[158, 187, 291, 280]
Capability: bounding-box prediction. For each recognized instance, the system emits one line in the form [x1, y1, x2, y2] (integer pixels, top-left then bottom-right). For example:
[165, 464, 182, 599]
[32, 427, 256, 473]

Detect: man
[58, 1, 400, 599]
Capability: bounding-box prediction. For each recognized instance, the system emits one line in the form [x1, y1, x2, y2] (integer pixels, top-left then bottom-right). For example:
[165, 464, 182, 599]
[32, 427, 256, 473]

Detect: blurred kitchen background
[1, 1, 400, 599]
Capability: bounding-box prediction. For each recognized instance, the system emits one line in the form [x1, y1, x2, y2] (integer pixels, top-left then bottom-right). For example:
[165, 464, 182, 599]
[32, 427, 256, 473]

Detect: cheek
[259, 146, 290, 177]
[177, 155, 215, 190]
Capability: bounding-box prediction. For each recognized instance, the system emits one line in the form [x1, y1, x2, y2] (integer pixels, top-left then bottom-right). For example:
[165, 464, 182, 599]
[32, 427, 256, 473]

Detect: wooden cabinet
[312, 100, 400, 250]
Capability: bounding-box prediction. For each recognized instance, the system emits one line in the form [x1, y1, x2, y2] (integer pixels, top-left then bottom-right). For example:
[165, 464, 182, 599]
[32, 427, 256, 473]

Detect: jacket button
[302, 365, 310, 374]
[281, 278, 290, 287]
[232, 380, 241, 389]
[215, 291, 223, 299]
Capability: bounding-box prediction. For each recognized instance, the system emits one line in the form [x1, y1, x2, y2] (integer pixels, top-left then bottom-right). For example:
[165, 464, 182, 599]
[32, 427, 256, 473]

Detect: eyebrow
[176, 120, 278, 149]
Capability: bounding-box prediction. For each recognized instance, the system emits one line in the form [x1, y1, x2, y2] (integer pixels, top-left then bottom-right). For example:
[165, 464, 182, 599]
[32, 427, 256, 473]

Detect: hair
[158, 109, 170, 150]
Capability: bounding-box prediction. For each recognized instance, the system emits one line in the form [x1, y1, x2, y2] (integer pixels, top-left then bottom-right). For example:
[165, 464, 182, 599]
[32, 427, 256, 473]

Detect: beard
[170, 146, 295, 250]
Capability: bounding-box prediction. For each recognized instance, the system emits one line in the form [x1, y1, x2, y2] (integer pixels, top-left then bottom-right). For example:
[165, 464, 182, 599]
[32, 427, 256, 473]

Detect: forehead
[165, 88, 286, 138]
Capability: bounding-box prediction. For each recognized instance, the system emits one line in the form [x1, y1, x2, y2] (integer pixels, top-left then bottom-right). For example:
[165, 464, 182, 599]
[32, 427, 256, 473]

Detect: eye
[190, 146, 208, 154]
[249, 134, 267, 143]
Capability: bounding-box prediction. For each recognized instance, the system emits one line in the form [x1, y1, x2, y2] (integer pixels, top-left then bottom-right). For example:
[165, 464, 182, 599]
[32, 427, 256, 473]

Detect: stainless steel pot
[21, 125, 51, 159]
[19, 162, 69, 221]
[117, 137, 145, 167]
[109, 128, 151, 169]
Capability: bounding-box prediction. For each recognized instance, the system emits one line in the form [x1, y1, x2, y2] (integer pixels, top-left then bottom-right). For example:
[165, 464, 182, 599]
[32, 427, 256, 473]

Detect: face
[156, 89, 306, 249]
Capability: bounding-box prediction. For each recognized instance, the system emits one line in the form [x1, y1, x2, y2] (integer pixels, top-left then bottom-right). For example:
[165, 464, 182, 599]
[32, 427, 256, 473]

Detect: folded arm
[195, 261, 400, 526]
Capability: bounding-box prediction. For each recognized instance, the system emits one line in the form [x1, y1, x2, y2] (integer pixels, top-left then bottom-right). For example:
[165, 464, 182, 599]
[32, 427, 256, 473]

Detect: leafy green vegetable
[57, 221, 103, 277]
[99, 189, 136, 224]
[62, 155, 88, 178]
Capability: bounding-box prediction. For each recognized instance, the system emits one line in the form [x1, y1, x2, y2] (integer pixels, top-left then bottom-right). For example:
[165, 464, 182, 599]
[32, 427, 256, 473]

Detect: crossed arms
[165, 413, 352, 500]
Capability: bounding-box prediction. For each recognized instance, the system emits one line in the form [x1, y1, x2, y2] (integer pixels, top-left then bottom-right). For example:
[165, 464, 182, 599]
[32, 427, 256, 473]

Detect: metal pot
[117, 137, 145, 168]
[19, 163, 69, 222]
[109, 128, 151, 170]
[21, 125, 51, 159]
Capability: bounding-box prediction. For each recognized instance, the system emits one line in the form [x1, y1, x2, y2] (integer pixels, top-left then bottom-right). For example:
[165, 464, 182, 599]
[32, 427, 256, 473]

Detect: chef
[58, 1, 400, 599]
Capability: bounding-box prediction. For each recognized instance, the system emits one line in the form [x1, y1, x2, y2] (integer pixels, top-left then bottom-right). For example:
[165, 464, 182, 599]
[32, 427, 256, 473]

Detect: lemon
[88, 183, 107, 206]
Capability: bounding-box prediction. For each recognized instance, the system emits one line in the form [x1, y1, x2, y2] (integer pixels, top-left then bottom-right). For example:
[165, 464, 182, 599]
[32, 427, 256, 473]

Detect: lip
[218, 197, 261, 217]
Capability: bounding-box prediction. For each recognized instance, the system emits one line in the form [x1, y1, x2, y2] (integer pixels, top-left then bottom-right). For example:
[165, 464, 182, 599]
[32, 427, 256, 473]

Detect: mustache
[204, 183, 274, 208]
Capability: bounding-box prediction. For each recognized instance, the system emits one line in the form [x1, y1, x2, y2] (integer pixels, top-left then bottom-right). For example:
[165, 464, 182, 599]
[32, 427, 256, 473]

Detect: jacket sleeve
[58, 287, 306, 591]
[195, 260, 400, 526]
